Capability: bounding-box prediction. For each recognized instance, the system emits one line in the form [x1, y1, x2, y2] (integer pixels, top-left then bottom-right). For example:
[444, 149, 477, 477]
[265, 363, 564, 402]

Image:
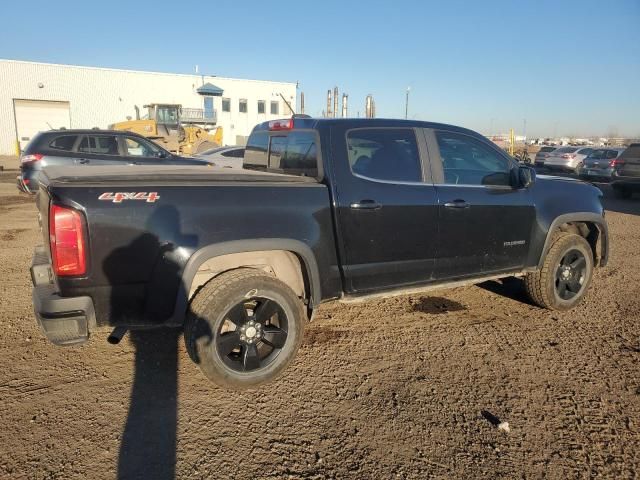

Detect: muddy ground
[0, 170, 638, 479]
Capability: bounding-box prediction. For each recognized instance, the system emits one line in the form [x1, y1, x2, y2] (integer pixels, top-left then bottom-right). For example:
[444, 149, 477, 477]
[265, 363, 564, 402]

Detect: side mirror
[517, 165, 536, 188]
[156, 151, 168, 159]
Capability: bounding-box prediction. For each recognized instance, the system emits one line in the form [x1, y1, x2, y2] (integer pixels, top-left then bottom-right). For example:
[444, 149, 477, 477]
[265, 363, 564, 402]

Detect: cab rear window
[245, 130, 318, 177]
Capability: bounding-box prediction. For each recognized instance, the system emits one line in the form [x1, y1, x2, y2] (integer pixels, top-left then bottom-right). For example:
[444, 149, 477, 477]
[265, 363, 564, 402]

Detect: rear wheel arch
[170, 239, 321, 325]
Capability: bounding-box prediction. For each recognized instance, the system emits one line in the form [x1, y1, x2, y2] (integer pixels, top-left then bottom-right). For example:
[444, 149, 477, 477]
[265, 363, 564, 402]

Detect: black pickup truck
[30, 117, 608, 388]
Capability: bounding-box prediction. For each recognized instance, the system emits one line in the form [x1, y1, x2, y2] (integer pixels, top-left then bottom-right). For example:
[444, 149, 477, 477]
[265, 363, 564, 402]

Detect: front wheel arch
[537, 213, 608, 269]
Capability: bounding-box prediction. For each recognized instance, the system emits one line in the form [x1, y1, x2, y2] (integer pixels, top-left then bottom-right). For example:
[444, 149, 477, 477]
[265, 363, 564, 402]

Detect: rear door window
[587, 149, 606, 159]
[347, 128, 421, 182]
[78, 135, 119, 155]
[49, 135, 78, 151]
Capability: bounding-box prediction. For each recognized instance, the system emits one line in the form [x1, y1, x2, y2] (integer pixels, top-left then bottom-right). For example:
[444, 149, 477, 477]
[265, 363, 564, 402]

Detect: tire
[184, 268, 306, 389]
[613, 186, 632, 199]
[524, 232, 594, 311]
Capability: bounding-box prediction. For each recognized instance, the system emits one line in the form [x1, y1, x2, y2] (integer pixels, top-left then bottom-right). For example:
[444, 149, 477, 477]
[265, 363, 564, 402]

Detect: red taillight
[49, 204, 86, 276]
[21, 153, 43, 164]
[269, 118, 294, 131]
[610, 158, 624, 167]
[561, 153, 576, 159]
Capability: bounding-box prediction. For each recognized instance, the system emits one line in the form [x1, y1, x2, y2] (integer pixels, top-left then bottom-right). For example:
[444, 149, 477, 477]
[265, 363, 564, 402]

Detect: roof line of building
[0, 58, 297, 87]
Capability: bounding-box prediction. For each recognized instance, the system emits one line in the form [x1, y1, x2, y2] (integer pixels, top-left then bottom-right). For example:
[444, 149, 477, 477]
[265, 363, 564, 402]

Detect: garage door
[14, 100, 71, 150]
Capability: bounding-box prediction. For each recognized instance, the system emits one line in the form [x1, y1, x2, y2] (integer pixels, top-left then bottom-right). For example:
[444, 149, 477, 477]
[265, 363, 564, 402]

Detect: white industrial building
[0, 59, 297, 154]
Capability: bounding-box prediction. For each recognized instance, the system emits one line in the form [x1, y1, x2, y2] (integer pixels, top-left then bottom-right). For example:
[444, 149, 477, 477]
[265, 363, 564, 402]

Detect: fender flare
[537, 212, 609, 268]
[168, 239, 322, 325]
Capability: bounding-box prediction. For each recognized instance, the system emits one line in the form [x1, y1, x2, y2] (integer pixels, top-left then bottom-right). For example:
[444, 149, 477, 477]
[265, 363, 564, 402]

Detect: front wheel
[524, 232, 594, 310]
[184, 268, 306, 389]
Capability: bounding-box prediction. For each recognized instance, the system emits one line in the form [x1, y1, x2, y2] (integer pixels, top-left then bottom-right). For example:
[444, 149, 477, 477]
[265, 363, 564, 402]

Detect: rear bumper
[544, 159, 577, 171]
[580, 167, 614, 180]
[31, 246, 95, 346]
[611, 174, 640, 189]
[17, 170, 38, 193]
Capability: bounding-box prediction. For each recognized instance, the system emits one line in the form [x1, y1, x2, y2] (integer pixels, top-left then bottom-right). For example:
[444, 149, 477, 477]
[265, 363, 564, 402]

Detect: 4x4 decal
[98, 192, 160, 203]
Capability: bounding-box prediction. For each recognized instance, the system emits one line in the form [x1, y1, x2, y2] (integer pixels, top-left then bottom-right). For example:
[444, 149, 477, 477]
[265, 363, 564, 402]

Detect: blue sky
[1, 0, 638, 138]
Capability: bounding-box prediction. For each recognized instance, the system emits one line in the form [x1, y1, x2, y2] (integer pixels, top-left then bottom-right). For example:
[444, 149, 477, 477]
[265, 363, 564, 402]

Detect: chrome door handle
[444, 200, 470, 209]
[350, 199, 382, 210]
[77, 158, 89, 164]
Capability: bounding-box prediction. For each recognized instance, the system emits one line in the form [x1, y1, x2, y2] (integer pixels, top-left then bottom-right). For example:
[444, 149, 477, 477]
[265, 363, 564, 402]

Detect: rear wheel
[184, 269, 306, 389]
[524, 232, 594, 310]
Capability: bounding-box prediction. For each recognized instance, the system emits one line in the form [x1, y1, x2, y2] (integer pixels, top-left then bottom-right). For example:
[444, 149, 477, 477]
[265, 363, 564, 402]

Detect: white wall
[0, 59, 297, 153]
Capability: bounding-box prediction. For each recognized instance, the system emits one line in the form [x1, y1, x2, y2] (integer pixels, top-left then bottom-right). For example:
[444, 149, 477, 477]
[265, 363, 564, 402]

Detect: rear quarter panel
[49, 182, 341, 326]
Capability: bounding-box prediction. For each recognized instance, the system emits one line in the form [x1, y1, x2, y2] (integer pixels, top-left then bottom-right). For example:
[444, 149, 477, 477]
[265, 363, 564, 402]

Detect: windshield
[586, 149, 606, 159]
[555, 147, 579, 154]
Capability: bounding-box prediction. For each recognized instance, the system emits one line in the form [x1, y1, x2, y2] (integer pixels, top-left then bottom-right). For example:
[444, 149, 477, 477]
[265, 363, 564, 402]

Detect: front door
[425, 128, 536, 278]
[330, 125, 439, 293]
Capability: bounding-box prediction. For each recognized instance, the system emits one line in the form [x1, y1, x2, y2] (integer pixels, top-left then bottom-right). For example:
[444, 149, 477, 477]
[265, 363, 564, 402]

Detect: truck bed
[40, 165, 319, 187]
[36, 164, 340, 329]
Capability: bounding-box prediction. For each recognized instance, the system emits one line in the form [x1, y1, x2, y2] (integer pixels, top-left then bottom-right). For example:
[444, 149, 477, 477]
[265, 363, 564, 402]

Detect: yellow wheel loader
[110, 104, 223, 155]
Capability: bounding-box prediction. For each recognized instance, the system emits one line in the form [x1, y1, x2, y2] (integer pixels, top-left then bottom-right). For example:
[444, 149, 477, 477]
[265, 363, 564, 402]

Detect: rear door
[75, 134, 122, 165]
[329, 124, 439, 293]
[425, 128, 535, 278]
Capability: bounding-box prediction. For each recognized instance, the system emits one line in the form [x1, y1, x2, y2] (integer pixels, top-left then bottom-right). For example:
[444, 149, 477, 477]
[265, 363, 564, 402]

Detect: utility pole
[405, 87, 411, 119]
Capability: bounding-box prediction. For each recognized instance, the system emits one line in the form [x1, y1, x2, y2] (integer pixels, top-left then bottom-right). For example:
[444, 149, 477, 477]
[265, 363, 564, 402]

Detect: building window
[257, 100, 266, 114]
[222, 98, 230, 112]
[270, 101, 279, 115]
[239, 99, 248, 113]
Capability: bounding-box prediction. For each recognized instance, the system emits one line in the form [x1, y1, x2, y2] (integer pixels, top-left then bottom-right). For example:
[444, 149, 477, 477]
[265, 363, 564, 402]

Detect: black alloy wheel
[555, 249, 587, 300]
[215, 297, 289, 372]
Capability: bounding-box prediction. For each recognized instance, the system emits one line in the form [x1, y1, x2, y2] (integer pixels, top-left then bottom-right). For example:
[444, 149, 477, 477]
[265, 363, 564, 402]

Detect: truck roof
[252, 117, 483, 138]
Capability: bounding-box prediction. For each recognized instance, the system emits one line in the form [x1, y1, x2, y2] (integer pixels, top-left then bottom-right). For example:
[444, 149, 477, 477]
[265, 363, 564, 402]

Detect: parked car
[534, 146, 557, 167]
[611, 143, 640, 199]
[17, 129, 212, 193]
[29, 117, 608, 389]
[194, 145, 245, 168]
[578, 148, 626, 181]
[544, 146, 594, 173]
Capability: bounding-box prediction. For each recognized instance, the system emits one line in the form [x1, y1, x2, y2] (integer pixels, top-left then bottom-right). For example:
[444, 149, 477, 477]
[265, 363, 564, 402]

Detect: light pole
[405, 87, 411, 119]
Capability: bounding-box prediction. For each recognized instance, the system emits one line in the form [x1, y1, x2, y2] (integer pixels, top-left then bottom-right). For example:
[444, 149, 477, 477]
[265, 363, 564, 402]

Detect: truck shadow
[101, 205, 198, 480]
[476, 277, 536, 306]
[117, 329, 180, 480]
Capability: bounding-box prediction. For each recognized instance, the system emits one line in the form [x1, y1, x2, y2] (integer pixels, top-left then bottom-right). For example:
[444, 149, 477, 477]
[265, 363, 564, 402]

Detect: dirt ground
[0, 170, 638, 480]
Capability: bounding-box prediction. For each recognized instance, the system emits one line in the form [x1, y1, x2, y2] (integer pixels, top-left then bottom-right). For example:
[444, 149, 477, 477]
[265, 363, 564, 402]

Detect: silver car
[544, 146, 594, 173]
[534, 146, 557, 167]
[578, 148, 626, 181]
[195, 146, 245, 169]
